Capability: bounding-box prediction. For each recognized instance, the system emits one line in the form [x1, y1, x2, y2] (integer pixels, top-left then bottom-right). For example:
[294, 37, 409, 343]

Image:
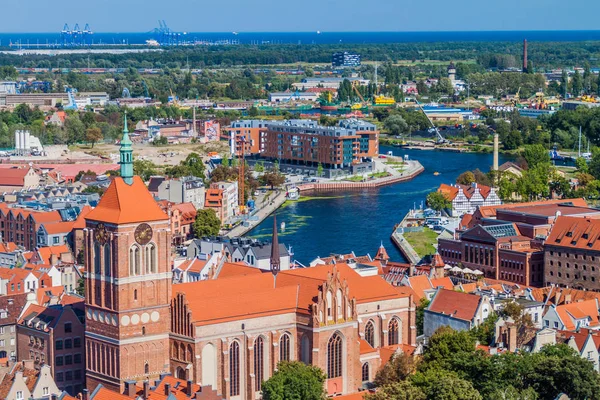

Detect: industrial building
[292, 77, 369, 90]
[268, 91, 318, 103]
[332, 51, 361, 67]
[260, 119, 379, 173]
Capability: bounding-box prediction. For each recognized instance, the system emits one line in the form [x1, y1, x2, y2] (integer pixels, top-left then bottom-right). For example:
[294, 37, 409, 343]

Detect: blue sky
[3, 0, 600, 32]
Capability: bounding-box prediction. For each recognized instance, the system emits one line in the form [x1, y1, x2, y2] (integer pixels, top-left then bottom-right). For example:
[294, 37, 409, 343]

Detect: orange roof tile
[91, 387, 132, 400]
[334, 393, 367, 400]
[555, 299, 600, 331]
[438, 184, 459, 200]
[29, 210, 62, 224]
[217, 262, 263, 278]
[358, 339, 376, 355]
[0, 167, 33, 186]
[0, 242, 18, 253]
[86, 176, 168, 224]
[405, 275, 432, 300]
[36, 244, 71, 264]
[428, 289, 482, 322]
[42, 221, 75, 235]
[430, 277, 454, 291]
[477, 198, 588, 219]
[547, 216, 600, 251]
[72, 205, 92, 229]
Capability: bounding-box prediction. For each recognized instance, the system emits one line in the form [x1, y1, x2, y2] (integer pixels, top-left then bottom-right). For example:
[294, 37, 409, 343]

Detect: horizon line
[2, 29, 600, 34]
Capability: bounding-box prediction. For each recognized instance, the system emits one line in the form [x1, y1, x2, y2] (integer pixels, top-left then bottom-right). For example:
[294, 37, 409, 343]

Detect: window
[104, 244, 111, 277]
[55, 340, 63, 350]
[0, 327, 4, 334]
[74, 353, 82, 364]
[64, 322, 72, 333]
[388, 319, 400, 346]
[364, 321, 375, 347]
[0, 340, 4, 347]
[43, 387, 49, 395]
[65, 371, 73, 381]
[74, 370, 82, 380]
[16, 391, 23, 400]
[142, 326, 146, 335]
[146, 243, 157, 274]
[94, 243, 101, 274]
[65, 339, 72, 349]
[129, 245, 141, 276]
[65, 355, 73, 365]
[74, 338, 81, 348]
[134, 289, 138, 301]
[362, 363, 369, 382]
[554, 321, 559, 329]
[55, 356, 63, 366]
[327, 333, 343, 379]
[145, 362, 149, 374]
[230, 341, 240, 396]
[56, 372, 64, 382]
[280, 334, 290, 362]
[254, 337, 264, 391]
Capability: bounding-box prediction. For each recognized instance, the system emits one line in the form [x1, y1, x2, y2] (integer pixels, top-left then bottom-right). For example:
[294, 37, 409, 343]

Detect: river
[247, 146, 512, 264]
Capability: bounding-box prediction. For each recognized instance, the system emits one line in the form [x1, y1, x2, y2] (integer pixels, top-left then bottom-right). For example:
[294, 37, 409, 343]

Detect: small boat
[281, 221, 286, 232]
[434, 172, 440, 176]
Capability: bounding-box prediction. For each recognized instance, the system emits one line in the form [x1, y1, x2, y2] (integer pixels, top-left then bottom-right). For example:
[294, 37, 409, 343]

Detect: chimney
[82, 389, 89, 400]
[507, 323, 517, 353]
[125, 381, 137, 397]
[51, 395, 58, 400]
[493, 134, 499, 172]
[164, 383, 171, 396]
[50, 253, 58, 266]
[523, 39, 528, 72]
[23, 359, 34, 370]
[143, 381, 150, 399]
[565, 294, 572, 304]
[186, 380, 193, 397]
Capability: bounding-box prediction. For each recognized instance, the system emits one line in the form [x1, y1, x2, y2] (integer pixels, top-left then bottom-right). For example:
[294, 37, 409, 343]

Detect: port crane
[60, 23, 93, 47]
[413, 98, 448, 144]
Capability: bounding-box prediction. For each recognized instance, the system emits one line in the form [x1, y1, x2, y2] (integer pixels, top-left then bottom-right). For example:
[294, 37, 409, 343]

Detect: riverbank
[296, 160, 424, 191]
[224, 190, 287, 237]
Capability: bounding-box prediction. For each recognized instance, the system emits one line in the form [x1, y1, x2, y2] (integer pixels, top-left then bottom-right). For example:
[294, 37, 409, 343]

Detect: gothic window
[230, 341, 240, 396]
[94, 243, 101, 274]
[129, 245, 141, 276]
[279, 334, 290, 362]
[327, 333, 342, 378]
[388, 318, 400, 346]
[326, 291, 333, 321]
[103, 244, 111, 277]
[254, 337, 264, 391]
[146, 243, 157, 274]
[142, 326, 146, 335]
[144, 362, 149, 374]
[364, 320, 375, 347]
[134, 289, 137, 301]
[362, 363, 369, 382]
[336, 289, 343, 319]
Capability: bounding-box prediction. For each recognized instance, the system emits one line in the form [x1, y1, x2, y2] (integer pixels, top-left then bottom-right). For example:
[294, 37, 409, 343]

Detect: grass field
[403, 228, 439, 258]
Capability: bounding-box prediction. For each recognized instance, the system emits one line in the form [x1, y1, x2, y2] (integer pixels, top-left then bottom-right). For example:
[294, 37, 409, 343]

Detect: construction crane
[351, 81, 366, 104]
[414, 98, 448, 144]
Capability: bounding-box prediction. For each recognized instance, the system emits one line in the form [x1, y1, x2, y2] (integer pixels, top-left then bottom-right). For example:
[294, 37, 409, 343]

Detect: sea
[2, 30, 600, 47]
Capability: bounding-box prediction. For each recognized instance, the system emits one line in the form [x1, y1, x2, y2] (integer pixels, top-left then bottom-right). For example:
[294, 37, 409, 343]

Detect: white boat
[281, 221, 286, 232]
[287, 187, 299, 200]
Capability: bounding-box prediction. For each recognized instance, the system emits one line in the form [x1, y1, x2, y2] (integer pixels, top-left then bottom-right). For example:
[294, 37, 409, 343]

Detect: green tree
[470, 312, 498, 345]
[152, 136, 168, 146]
[384, 114, 410, 136]
[522, 144, 551, 169]
[133, 159, 158, 181]
[261, 361, 326, 400]
[590, 147, 600, 180]
[64, 115, 86, 144]
[366, 381, 425, 400]
[317, 163, 324, 178]
[456, 171, 475, 185]
[571, 70, 583, 96]
[193, 209, 221, 237]
[416, 298, 430, 336]
[375, 353, 418, 387]
[426, 191, 451, 212]
[260, 170, 286, 189]
[254, 161, 265, 172]
[503, 131, 523, 150]
[182, 152, 206, 179]
[488, 386, 538, 400]
[85, 127, 103, 148]
[426, 375, 482, 400]
[575, 156, 589, 173]
[76, 277, 85, 296]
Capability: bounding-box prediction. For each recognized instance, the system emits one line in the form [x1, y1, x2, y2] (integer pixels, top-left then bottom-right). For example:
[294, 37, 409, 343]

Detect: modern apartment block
[261, 119, 379, 169]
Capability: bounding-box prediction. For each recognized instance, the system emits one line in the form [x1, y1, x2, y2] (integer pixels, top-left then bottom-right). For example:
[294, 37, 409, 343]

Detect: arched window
[187, 344, 193, 362]
[279, 334, 290, 362]
[134, 289, 138, 301]
[180, 343, 186, 361]
[144, 362, 149, 374]
[173, 343, 179, 360]
[300, 335, 310, 364]
[94, 243, 101, 274]
[146, 243, 157, 274]
[326, 291, 333, 321]
[254, 337, 264, 391]
[142, 326, 146, 335]
[129, 245, 141, 276]
[229, 341, 240, 396]
[104, 244, 111, 277]
[364, 320, 375, 347]
[388, 318, 400, 346]
[327, 333, 342, 378]
[362, 363, 369, 382]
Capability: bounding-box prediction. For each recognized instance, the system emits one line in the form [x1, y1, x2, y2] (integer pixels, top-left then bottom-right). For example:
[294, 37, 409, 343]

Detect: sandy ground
[68, 141, 230, 166]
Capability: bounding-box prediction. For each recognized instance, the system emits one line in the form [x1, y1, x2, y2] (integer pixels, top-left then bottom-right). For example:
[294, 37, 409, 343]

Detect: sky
[2, 0, 600, 32]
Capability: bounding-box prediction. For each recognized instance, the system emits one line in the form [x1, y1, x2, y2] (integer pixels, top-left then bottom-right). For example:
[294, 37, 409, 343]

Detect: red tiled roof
[405, 275, 432, 300]
[217, 262, 263, 278]
[72, 205, 92, 229]
[86, 176, 168, 224]
[42, 221, 74, 235]
[358, 339, 376, 355]
[0, 242, 18, 253]
[36, 244, 71, 264]
[428, 289, 481, 322]
[91, 387, 132, 400]
[555, 299, 600, 331]
[477, 198, 588, 219]
[547, 216, 600, 251]
[430, 277, 454, 290]
[0, 167, 32, 186]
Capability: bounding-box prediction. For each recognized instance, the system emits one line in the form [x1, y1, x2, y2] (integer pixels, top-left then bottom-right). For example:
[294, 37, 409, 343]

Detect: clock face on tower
[94, 223, 108, 245]
[134, 223, 153, 245]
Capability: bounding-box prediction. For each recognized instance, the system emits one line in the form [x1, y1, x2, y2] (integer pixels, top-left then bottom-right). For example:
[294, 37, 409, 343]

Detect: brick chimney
[50, 253, 58, 266]
[164, 383, 171, 396]
[82, 389, 89, 400]
[23, 359, 34, 370]
[565, 294, 572, 304]
[186, 380, 194, 397]
[125, 381, 137, 397]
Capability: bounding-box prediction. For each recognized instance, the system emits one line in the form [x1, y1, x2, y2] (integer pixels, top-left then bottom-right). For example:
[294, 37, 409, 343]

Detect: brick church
[82, 118, 417, 399]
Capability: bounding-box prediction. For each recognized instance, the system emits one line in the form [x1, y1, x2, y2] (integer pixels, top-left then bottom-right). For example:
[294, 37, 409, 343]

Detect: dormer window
[566, 232, 573, 237]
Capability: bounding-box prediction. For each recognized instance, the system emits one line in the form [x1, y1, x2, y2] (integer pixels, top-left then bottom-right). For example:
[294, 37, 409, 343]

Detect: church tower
[84, 115, 172, 392]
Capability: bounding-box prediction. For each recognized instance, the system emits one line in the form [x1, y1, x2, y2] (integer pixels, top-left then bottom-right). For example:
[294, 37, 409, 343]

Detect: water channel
[247, 146, 512, 264]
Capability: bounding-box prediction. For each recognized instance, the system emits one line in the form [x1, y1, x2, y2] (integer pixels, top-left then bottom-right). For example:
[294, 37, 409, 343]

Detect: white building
[438, 183, 502, 216]
[269, 92, 319, 103]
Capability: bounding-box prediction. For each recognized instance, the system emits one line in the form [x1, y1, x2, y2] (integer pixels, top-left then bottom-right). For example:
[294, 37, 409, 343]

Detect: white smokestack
[24, 131, 31, 151]
[493, 133, 499, 172]
[14, 130, 20, 152]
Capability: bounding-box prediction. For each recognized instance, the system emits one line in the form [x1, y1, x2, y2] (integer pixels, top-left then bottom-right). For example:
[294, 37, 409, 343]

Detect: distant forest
[0, 41, 600, 69]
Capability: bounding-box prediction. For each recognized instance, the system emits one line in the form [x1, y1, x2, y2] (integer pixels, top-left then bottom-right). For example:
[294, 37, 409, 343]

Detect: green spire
[119, 112, 134, 185]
